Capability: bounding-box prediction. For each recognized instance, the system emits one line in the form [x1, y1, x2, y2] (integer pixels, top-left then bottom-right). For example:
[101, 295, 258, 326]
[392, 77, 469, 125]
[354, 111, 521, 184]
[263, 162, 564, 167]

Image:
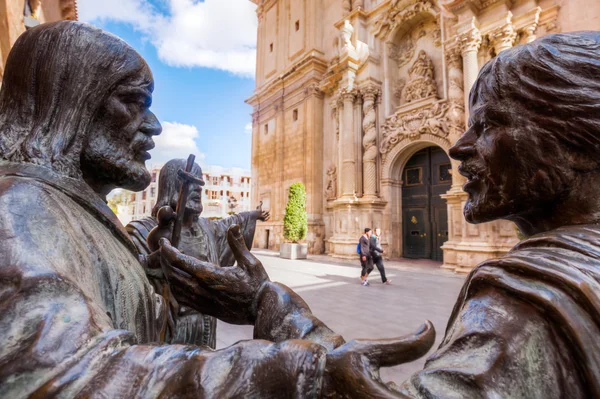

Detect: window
[264, 124, 269, 135]
[130, 194, 136, 202]
[295, 20, 300, 31]
[293, 109, 298, 121]
[241, 192, 244, 198]
[220, 190, 223, 196]
[211, 176, 219, 186]
[151, 172, 157, 182]
[226, 191, 230, 196]
[142, 191, 147, 200]
[405, 167, 423, 186]
[150, 187, 155, 198]
[269, 43, 273, 52]
[439, 164, 452, 183]
[210, 191, 218, 200]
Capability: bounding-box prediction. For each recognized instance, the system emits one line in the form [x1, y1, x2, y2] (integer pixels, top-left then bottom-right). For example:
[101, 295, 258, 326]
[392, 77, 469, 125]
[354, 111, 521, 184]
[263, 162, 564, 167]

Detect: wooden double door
[402, 147, 451, 261]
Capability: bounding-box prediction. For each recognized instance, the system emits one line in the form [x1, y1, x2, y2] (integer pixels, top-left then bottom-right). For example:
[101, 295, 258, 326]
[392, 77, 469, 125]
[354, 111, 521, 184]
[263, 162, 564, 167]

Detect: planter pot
[280, 243, 308, 260]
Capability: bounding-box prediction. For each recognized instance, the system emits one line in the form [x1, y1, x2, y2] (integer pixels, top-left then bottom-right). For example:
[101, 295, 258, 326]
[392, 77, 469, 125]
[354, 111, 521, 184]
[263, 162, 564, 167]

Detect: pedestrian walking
[359, 228, 374, 286]
[370, 228, 391, 285]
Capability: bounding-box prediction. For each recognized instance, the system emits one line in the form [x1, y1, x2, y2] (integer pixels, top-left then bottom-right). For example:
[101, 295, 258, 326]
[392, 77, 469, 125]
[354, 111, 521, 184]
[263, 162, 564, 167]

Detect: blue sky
[78, 0, 257, 170]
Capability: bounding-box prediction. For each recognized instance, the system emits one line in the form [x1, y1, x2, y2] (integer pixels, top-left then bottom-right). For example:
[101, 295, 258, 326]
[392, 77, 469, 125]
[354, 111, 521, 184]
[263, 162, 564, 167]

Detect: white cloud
[244, 122, 252, 134]
[78, 0, 257, 77]
[150, 121, 206, 165]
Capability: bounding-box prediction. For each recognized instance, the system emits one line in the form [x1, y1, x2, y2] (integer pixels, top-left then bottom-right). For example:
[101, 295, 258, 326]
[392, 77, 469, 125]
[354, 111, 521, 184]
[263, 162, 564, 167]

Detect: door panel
[403, 208, 428, 258]
[402, 147, 451, 261]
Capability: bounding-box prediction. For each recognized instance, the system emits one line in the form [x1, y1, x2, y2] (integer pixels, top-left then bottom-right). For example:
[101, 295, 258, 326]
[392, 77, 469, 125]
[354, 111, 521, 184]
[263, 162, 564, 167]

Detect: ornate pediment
[380, 99, 455, 161]
[373, 0, 439, 40]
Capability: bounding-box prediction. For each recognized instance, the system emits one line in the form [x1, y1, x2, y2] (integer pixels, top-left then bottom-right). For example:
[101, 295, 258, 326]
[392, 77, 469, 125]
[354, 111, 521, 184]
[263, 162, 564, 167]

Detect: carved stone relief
[374, 0, 438, 40]
[325, 165, 338, 200]
[404, 50, 438, 103]
[393, 78, 406, 100]
[380, 101, 450, 160]
[388, 39, 416, 69]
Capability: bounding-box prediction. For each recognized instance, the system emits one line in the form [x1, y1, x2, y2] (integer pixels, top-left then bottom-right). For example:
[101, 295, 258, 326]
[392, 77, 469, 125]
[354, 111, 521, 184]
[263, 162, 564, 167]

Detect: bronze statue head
[450, 32, 600, 237]
[0, 21, 162, 196]
[152, 159, 205, 218]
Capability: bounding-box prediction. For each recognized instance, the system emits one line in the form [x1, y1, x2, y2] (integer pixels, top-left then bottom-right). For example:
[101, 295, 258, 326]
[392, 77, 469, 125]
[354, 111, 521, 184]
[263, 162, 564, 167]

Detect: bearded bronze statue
[0, 19, 599, 399]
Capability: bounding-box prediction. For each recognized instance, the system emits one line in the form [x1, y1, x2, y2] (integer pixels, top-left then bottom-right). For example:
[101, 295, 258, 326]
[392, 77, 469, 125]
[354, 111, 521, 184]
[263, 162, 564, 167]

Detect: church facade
[247, 0, 599, 272]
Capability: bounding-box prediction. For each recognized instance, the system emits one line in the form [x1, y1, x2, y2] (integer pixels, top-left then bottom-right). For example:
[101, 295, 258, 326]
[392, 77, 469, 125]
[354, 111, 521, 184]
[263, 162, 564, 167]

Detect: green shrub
[283, 182, 307, 242]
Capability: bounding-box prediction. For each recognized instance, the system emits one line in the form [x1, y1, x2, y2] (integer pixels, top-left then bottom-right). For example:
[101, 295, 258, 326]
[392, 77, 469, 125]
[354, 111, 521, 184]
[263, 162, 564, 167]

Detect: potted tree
[280, 182, 308, 259]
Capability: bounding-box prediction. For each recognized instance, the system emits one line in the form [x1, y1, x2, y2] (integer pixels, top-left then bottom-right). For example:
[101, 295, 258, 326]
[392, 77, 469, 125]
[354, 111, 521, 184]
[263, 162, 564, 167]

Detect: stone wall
[248, 0, 600, 270]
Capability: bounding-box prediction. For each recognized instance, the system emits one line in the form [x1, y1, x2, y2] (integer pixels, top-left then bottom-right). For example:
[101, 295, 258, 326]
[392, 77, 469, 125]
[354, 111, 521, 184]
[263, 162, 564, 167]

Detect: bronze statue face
[153, 159, 204, 218]
[81, 64, 161, 193]
[186, 183, 204, 215]
[450, 32, 600, 230]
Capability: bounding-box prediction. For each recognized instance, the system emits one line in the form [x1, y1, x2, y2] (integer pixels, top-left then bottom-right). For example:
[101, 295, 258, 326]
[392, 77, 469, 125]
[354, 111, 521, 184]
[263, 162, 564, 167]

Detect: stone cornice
[246, 51, 328, 107]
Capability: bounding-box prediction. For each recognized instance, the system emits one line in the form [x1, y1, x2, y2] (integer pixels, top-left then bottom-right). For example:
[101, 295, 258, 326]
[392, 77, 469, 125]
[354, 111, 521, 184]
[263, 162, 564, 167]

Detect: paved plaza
[216, 251, 466, 385]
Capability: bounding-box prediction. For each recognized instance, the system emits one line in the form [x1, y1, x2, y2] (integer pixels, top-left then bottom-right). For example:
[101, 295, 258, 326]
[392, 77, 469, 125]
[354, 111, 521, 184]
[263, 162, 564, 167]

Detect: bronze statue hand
[256, 201, 271, 221]
[159, 224, 270, 325]
[322, 321, 435, 398]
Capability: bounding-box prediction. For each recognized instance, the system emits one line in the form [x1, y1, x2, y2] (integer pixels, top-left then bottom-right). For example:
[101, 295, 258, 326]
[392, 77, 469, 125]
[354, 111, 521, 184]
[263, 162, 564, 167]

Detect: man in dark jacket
[359, 228, 374, 286]
[370, 228, 391, 284]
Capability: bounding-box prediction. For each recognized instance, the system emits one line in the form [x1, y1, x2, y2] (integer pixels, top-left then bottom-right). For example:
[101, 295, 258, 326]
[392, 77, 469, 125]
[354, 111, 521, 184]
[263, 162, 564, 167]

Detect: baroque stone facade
[247, 0, 599, 272]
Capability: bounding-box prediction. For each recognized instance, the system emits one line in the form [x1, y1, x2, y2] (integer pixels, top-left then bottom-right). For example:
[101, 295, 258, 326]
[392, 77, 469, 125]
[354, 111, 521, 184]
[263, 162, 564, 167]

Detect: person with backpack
[359, 228, 374, 286]
[370, 228, 391, 285]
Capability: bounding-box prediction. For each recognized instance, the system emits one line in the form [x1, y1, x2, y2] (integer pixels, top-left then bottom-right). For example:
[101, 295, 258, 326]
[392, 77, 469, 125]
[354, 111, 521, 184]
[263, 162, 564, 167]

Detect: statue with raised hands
[0, 21, 434, 398]
[127, 158, 270, 348]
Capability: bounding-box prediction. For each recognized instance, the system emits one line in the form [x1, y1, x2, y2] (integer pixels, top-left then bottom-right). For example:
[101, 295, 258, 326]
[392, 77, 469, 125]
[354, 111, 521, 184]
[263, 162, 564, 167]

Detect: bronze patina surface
[0, 20, 599, 398]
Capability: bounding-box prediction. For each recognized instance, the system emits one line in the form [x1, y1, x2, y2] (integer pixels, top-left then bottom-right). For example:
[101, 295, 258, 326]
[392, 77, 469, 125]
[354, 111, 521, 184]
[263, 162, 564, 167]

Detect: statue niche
[404, 50, 438, 103]
[325, 165, 337, 200]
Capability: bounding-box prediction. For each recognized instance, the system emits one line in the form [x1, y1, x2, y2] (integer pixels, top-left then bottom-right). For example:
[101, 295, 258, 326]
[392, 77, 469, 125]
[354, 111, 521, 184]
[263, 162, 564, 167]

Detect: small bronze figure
[127, 158, 271, 348]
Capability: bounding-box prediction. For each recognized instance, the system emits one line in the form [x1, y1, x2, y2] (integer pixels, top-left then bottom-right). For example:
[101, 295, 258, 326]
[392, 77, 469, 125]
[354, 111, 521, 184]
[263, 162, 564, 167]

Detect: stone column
[445, 46, 467, 189]
[457, 26, 482, 125]
[361, 84, 379, 197]
[340, 88, 357, 196]
[489, 21, 516, 54]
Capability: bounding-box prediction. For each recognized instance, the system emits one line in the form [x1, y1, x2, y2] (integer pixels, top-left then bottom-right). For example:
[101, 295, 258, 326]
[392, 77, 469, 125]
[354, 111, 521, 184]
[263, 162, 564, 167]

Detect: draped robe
[126, 212, 260, 348]
[0, 162, 325, 398]
[401, 225, 600, 398]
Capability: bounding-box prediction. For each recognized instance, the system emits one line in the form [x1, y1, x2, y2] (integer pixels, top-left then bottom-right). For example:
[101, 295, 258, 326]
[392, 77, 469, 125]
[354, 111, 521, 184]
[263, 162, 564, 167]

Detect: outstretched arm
[209, 201, 270, 266]
[160, 225, 344, 350]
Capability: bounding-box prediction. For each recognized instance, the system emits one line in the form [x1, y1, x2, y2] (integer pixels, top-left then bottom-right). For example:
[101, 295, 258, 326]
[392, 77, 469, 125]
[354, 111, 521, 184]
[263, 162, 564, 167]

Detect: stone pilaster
[360, 84, 379, 198]
[456, 21, 482, 125]
[445, 46, 467, 189]
[340, 88, 358, 197]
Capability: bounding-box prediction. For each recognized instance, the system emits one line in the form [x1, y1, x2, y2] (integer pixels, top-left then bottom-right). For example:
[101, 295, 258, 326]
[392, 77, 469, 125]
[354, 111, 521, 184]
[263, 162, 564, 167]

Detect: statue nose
[449, 128, 476, 161]
[140, 112, 162, 136]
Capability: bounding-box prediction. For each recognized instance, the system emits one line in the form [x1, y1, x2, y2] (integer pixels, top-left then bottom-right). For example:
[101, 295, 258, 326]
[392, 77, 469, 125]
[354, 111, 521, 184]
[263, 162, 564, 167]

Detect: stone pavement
[216, 250, 466, 385]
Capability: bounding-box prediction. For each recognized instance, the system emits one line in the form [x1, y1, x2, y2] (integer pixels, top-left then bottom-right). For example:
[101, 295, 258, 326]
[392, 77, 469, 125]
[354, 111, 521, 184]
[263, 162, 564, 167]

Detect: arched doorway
[401, 146, 451, 261]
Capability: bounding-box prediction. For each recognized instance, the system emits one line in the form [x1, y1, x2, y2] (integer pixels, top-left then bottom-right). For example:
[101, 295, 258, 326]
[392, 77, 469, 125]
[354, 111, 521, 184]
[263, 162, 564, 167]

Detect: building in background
[112, 164, 252, 225]
[1, 0, 77, 84]
[246, 0, 599, 272]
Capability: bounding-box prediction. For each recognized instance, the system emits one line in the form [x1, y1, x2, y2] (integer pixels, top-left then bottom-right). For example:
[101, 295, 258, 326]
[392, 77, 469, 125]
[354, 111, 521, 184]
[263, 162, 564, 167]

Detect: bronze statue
[126, 158, 270, 348]
[1, 19, 599, 399]
[0, 21, 433, 398]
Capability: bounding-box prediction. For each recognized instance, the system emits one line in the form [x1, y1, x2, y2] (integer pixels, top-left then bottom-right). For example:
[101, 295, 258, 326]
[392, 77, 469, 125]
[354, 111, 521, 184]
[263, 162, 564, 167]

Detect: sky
[77, 0, 258, 170]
